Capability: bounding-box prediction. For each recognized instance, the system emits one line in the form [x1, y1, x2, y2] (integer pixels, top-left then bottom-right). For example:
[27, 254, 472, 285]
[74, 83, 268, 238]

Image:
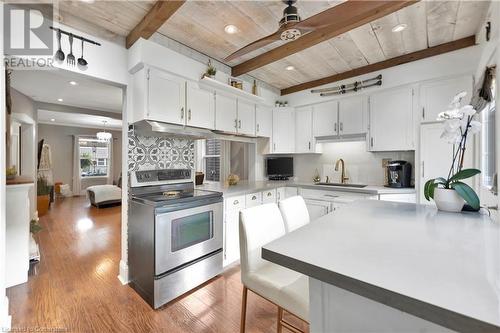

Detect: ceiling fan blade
[293, 4, 344, 31]
[224, 31, 282, 62]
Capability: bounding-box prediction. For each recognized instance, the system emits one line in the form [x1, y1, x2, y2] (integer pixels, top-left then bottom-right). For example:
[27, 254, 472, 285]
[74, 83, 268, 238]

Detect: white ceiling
[11, 70, 123, 113]
[38, 110, 122, 130]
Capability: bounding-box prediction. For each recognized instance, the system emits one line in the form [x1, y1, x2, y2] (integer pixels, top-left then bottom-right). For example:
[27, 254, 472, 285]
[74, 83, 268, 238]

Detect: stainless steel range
[128, 169, 223, 309]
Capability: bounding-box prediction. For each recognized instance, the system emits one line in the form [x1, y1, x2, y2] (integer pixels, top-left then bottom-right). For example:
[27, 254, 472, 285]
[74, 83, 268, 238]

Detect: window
[204, 139, 221, 182]
[480, 75, 496, 189]
[79, 138, 109, 177]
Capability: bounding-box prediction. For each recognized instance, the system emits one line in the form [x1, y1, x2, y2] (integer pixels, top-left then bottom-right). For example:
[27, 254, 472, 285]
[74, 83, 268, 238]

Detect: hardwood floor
[7, 196, 304, 333]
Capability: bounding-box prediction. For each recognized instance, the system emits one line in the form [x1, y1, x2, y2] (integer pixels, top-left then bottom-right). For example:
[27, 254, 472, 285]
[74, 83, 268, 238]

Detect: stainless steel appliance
[386, 160, 412, 188]
[128, 169, 223, 309]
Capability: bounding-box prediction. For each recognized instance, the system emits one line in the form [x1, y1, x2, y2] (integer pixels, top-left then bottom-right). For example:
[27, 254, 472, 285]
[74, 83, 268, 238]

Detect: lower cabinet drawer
[245, 192, 262, 208]
[225, 195, 246, 212]
[261, 189, 277, 204]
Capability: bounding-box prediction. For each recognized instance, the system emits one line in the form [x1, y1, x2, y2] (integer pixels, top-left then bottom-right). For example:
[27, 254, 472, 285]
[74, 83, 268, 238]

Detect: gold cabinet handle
[251, 195, 257, 200]
[267, 192, 272, 197]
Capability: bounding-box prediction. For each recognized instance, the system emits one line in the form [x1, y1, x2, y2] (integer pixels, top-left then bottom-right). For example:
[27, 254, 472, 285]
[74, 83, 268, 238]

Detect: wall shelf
[199, 76, 265, 104]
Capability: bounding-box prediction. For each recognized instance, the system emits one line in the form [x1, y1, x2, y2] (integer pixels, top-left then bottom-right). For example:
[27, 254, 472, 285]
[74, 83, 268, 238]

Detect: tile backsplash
[128, 131, 195, 172]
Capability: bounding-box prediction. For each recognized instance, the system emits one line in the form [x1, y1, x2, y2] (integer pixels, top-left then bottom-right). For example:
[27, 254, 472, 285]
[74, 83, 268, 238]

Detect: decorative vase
[434, 188, 465, 212]
[37, 194, 50, 217]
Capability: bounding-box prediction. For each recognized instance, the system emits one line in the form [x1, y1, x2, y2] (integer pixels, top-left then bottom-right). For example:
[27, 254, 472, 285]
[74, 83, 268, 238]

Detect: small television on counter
[266, 157, 293, 180]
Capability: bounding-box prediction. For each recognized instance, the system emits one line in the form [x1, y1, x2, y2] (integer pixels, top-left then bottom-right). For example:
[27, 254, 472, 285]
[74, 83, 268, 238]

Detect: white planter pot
[434, 188, 465, 212]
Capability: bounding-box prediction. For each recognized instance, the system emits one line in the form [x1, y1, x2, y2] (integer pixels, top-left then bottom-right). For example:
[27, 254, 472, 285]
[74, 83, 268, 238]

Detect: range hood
[131, 120, 258, 143]
[131, 120, 217, 140]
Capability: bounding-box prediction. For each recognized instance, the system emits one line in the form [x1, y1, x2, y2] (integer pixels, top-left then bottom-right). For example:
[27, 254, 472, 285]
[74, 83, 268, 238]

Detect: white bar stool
[239, 203, 309, 333]
[279, 196, 310, 233]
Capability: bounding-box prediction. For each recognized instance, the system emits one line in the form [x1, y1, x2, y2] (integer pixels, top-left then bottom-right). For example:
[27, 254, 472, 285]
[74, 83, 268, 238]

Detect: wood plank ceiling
[53, 1, 490, 94]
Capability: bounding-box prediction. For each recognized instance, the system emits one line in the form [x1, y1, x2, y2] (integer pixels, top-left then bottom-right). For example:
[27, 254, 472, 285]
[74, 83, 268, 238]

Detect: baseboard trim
[0, 296, 11, 331]
[118, 260, 129, 285]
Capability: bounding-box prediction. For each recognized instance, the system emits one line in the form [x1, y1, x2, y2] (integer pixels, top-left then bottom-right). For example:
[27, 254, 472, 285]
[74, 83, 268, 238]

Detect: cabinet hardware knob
[234, 119, 238, 128]
[340, 122, 343, 131]
[238, 120, 241, 129]
[188, 109, 191, 120]
[181, 107, 184, 119]
[334, 122, 337, 132]
[308, 142, 311, 150]
[370, 137, 374, 147]
[257, 124, 260, 132]
[233, 200, 239, 205]
[267, 192, 272, 196]
[251, 196, 256, 200]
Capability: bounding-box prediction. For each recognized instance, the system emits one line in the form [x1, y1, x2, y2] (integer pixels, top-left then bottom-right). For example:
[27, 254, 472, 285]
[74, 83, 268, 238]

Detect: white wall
[0, 3, 11, 330]
[38, 124, 122, 193]
[284, 45, 484, 107]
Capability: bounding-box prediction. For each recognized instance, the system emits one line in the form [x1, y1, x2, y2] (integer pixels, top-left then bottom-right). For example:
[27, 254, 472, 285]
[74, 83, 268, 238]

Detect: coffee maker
[386, 160, 412, 188]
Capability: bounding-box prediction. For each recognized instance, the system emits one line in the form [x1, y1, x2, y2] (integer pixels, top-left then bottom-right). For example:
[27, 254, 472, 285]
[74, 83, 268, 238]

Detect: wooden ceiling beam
[280, 36, 476, 95]
[231, 0, 418, 77]
[126, 0, 185, 49]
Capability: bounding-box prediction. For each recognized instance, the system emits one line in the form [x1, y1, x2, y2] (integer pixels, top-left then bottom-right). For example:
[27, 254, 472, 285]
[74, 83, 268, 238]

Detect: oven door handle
[154, 196, 222, 214]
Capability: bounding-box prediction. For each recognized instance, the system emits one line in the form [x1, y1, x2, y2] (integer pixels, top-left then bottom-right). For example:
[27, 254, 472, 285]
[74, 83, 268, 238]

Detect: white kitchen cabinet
[223, 209, 240, 267]
[338, 96, 366, 136]
[419, 75, 473, 123]
[304, 199, 331, 220]
[255, 105, 273, 138]
[186, 81, 215, 129]
[276, 187, 286, 202]
[144, 68, 186, 125]
[313, 100, 338, 137]
[419, 123, 473, 204]
[237, 100, 256, 136]
[295, 106, 315, 153]
[369, 86, 415, 151]
[215, 93, 238, 133]
[262, 189, 277, 204]
[285, 187, 298, 198]
[272, 107, 295, 153]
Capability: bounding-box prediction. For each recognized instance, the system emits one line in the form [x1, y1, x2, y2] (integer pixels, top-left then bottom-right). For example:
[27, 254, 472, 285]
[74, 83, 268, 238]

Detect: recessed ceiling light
[392, 23, 407, 33]
[57, 98, 63, 102]
[224, 24, 238, 34]
[50, 118, 55, 122]
[285, 65, 295, 71]
[69, 81, 77, 86]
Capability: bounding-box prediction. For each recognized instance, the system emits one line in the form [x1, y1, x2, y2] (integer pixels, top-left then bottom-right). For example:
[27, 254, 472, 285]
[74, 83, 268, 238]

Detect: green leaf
[451, 182, 480, 210]
[449, 169, 481, 183]
[434, 177, 448, 186]
[428, 182, 438, 199]
[424, 179, 433, 201]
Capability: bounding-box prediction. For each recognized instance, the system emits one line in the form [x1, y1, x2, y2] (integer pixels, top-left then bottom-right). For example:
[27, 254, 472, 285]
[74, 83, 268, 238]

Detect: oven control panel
[133, 169, 192, 185]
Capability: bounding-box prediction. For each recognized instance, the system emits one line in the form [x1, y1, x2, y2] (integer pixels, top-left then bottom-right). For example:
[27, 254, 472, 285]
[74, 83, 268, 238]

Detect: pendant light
[96, 121, 112, 142]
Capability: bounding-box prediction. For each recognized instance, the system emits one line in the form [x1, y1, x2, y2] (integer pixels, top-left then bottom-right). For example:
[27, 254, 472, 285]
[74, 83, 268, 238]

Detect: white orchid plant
[424, 91, 481, 210]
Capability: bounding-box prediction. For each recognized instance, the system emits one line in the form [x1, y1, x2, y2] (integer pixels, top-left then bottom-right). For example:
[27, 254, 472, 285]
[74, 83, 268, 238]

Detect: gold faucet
[334, 158, 349, 184]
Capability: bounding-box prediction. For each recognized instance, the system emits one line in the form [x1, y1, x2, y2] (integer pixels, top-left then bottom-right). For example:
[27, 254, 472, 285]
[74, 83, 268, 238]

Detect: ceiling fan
[224, 0, 335, 62]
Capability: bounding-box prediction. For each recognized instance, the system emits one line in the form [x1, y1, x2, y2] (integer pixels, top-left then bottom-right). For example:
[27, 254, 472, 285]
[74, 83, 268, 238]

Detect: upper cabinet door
[369, 86, 414, 151]
[420, 75, 473, 123]
[295, 106, 314, 153]
[215, 93, 238, 133]
[148, 69, 186, 125]
[338, 96, 366, 136]
[313, 100, 338, 137]
[186, 82, 215, 129]
[272, 107, 295, 153]
[237, 99, 256, 136]
[255, 105, 272, 138]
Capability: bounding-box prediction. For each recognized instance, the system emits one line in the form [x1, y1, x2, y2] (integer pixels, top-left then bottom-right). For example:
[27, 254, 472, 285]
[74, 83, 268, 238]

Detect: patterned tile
[128, 130, 195, 172]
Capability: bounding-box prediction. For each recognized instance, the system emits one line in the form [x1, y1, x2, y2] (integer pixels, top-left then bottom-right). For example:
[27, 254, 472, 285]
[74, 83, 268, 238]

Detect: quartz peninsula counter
[262, 200, 500, 332]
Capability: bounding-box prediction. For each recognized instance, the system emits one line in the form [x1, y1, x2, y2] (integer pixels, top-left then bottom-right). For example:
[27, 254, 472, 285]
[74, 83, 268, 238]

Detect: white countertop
[196, 180, 415, 196]
[262, 200, 500, 331]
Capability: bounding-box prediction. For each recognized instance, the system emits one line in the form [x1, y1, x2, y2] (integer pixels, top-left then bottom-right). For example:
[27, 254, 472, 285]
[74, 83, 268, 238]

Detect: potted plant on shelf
[37, 176, 51, 217]
[203, 59, 217, 79]
[424, 92, 481, 212]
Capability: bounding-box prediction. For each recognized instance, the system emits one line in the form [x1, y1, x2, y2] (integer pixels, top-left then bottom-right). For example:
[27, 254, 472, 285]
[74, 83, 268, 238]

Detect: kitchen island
[262, 200, 500, 332]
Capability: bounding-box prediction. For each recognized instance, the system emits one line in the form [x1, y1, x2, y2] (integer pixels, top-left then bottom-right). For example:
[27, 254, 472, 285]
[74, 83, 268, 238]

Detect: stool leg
[240, 286, 248, 333]
[277, 307, 284, 333]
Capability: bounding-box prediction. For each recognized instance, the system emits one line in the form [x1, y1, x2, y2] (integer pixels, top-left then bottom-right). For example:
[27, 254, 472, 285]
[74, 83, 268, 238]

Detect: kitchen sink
[315, 182, 368, 188]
